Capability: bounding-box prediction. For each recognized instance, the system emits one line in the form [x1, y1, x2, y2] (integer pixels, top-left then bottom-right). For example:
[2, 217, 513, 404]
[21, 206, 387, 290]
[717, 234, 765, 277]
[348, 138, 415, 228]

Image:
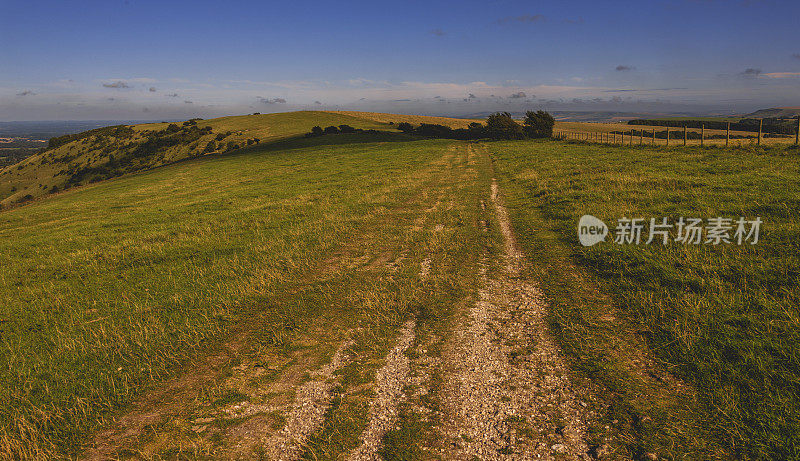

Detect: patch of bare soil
[82, 315, 355, 460]
[83, 325, 253, 460]
[252, 338, 354, 460]
[438, 180, 597, 460]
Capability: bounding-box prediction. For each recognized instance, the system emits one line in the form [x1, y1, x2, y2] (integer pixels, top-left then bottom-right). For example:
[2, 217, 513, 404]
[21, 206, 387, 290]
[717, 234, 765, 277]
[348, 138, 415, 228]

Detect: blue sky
[1, 0, 799, 120]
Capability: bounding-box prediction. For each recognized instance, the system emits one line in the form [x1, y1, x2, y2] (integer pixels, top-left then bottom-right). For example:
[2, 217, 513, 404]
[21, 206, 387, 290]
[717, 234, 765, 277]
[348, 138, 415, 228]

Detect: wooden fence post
[683, 125, 687, 146]
[666, 128, 670, 146]
[652, 129, 655, 145]
[796, 118, 799, 145]
[758, 119, 762, 146]
[701, 124, 704, 147]
[726, 122, 730, 147]
[640, 130, 643, 145]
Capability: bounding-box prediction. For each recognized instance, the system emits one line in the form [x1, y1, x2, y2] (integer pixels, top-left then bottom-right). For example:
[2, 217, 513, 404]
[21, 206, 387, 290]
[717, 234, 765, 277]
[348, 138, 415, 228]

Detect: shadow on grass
[232, 131, 426, 157]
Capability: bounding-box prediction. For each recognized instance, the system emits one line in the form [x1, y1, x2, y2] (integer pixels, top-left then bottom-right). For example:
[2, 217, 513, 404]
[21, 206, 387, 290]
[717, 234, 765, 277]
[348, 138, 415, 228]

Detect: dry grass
[324, 110, 482, 129]
[0, 133, 450, 457]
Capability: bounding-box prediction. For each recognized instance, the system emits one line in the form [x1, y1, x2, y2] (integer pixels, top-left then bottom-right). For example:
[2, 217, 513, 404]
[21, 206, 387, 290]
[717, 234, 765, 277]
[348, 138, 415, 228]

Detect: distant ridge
[460, 111, 698, 123]
[743, 107, 800, 118]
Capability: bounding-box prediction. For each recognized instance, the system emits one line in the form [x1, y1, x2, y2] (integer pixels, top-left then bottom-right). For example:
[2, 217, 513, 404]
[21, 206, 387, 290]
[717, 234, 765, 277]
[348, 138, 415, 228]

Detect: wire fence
[555, 119, 800, 147]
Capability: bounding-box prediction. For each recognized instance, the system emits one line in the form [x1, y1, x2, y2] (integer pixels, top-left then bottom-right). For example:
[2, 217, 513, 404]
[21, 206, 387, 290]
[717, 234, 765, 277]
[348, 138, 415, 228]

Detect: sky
[1, 0, 799, 121]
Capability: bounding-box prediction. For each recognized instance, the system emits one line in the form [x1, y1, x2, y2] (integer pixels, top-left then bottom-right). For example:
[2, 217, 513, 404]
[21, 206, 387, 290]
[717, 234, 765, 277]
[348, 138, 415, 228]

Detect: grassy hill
[0, 111, 493, 209]
[0, 127, 455, 457]
[744, 107, 800, 119]
[1, 110, 798, 458]
[0, 111, 394, 208]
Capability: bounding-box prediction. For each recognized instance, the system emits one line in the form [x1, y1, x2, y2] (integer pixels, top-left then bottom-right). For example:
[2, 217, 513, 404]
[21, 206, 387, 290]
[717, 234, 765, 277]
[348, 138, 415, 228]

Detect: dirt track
[82, 145, 602, 460]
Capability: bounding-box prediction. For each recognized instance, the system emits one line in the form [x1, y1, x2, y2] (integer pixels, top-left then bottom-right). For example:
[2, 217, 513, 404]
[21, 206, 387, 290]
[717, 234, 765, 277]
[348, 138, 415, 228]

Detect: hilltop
[0, 111, 478, 208]
[743, 107, 800, 118]
[0, 112, 379, 207]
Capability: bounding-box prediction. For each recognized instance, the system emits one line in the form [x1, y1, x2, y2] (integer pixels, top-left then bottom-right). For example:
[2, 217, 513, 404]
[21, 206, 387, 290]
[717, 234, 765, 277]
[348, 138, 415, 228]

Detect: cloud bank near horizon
[1, 75, 798, 120]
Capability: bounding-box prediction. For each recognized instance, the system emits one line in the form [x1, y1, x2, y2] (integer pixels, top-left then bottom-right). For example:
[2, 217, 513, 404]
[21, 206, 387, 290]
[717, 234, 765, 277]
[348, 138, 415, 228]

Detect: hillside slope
[0, 111, 390, 208]
[744, 107, 800, 118]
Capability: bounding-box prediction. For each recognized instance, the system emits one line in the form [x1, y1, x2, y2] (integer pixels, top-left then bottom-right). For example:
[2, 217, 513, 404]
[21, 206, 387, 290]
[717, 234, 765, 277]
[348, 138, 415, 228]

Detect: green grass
[303, 142, 492, 459]
[4, 114, 798, 458]
[0, 132, 455, 457]
[0, 111, 390, 207]
[490, 140, 800, 458]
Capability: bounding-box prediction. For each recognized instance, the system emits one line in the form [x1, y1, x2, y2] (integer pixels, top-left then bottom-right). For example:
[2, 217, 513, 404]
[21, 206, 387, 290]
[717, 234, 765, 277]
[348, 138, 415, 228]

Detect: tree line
[306, 111, 555, 141]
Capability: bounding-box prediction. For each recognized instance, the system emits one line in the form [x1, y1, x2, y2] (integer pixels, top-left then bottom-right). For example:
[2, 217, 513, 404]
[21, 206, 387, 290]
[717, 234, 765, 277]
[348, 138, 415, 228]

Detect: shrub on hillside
[397, 122, 414, 133]
[416, 123, 453, 138]
[524, 110, 555, 138]
[486, 112, 524, 140]
[323, 126, 340, 134]
[338, 124, 356, 133]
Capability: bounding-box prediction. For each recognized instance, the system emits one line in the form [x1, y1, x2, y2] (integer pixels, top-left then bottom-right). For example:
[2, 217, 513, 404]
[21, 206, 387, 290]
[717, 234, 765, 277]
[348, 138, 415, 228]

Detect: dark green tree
[397, 122, 414, 133]
[485, 112, 524, 140]
[310, 126, 324, 136]
[523, 110, 555, 138]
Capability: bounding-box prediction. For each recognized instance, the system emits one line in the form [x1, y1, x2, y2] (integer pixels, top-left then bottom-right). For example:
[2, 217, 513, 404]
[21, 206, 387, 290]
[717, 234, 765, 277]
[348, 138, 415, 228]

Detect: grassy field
[0, 130, 470, 457]
[491, 140, 800, 458]
[3, 110, 798, 458]
[0, 111, 389, 207]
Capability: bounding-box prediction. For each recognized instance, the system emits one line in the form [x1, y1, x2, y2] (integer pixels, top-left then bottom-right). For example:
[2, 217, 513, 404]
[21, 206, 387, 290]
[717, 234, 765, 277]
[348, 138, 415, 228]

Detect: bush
[415, 123, 453, 138]
[486, 112, 524, 140]
[323, 126, 340, 134]
[338, 124, 356, 133]
[523, 110, 555, 138]
[468, 122, 486, 138]
[311, 126, 324, 136]
[397, 122, 414, 133]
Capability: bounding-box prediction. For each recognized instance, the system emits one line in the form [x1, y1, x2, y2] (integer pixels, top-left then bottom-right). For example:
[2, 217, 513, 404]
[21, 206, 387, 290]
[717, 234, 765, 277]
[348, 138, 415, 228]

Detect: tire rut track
[439, 179, 595, 460]
[347, 319, 416, 461]
[347, 255, 432, 460]
[256, 338, 354, 460]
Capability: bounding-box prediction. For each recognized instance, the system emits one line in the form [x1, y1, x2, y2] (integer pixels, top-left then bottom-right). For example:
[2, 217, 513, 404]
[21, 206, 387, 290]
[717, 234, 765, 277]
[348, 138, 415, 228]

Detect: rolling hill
[743, 107, 800, 118]
[0, 111, 391, 208]
[1, 110, 798, 459]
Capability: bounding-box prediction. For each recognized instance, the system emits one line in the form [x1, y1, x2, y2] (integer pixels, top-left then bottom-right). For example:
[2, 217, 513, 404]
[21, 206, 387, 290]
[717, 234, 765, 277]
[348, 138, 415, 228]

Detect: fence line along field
[554, 117, 800, 147]
[0, 110, 798, 459]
